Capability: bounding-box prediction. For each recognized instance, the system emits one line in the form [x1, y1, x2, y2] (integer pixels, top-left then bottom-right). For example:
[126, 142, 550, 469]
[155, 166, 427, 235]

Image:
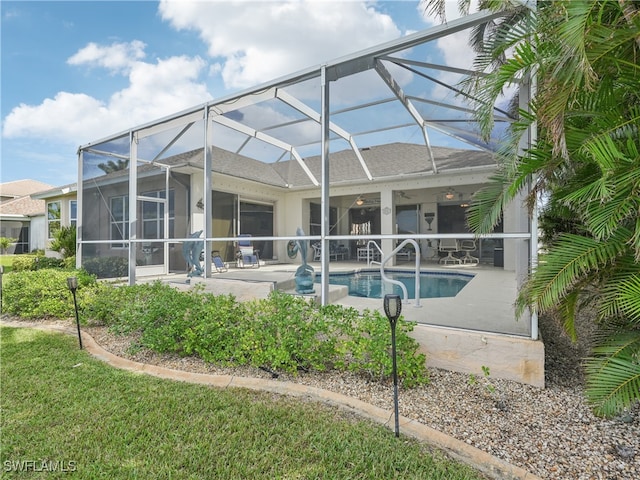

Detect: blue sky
[1, 1, 473, 187]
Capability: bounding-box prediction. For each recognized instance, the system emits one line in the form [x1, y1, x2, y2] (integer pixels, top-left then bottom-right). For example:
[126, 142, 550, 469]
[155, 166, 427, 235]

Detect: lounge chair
[236, 234, 260, 268]
[199, 250, 229, 273]
[211, 251, 229, 273]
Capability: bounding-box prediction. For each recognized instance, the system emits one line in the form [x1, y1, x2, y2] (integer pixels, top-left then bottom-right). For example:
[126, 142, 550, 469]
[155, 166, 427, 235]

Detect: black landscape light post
[67, 277, 83, 349]
[383, 293, 402, 438]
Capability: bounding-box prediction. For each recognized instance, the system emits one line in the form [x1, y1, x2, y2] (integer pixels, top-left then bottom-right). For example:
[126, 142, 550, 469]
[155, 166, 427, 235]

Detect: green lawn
[0, 255, 15, 273]
[1, 326, 485, 479]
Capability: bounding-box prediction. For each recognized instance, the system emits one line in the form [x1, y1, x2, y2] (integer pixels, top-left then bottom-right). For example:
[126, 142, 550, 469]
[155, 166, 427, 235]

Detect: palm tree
[97, 158, 129, 174]
[422, 0, 640, 416]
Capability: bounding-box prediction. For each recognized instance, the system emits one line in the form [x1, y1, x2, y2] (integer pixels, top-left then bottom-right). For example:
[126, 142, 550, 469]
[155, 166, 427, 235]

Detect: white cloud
[67, 40, 147, 74]
[3, 46, 211, 143]
[414, 1, 482, 110]
[158, 0, 401, 90]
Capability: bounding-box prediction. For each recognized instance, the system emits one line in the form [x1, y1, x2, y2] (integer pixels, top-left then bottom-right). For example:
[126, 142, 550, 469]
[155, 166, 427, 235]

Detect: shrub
[83, 256, 128, 279]
[238, 291, 337, 372]
[0, 237, 15, 254]
[11, 255, 64, 272]
[2, 268, 97, 319]
[89, 286, 428, 386]
[50, 225, 76, 258]
[5, 270, 429, 387]
[63, 256, 76, 269]
[330, 307, 428, 387]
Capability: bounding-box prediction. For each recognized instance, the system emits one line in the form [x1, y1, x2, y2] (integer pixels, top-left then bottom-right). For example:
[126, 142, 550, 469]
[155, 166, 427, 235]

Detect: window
[240, 200, 273, 259]
[309, 202, 337, 235]
[70, 200, 77, 227]
[109, 191, 174, 248]
[396, 205, 419, 235]
[110, 195, 129, 248]
[141, 190, 175, 239]
[47, 201, 61, 239]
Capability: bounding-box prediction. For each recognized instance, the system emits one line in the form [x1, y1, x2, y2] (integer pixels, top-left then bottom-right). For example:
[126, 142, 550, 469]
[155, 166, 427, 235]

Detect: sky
[1, 0, 477, 188]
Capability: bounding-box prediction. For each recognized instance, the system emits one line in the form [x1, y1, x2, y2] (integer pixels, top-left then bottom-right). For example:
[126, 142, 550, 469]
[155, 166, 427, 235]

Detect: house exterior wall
[29, 216, 46, 252]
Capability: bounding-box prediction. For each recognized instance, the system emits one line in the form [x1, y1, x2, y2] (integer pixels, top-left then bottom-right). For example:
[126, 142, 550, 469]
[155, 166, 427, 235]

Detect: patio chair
[357, 242, 381, 262]
[236, 234, 260, 268]
[199, 250, 229, 272]
[211, 251, 229, 273]
[313, 242, 349, 261]
[459, 239, 479, 265]
[330, 242, 349, 260]
[312, 243, 322, 261]
[438, 238, 462, 265]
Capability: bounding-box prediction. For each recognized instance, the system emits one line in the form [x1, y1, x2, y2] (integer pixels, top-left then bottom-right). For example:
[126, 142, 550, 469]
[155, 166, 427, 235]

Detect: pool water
[315, 270, 473, 299]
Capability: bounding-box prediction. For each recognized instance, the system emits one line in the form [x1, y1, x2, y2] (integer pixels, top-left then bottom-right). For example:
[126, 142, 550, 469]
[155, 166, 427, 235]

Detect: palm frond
[584, 331, 640, 417]
[600, 270, 640, 323]
[517, 231, 629, 316]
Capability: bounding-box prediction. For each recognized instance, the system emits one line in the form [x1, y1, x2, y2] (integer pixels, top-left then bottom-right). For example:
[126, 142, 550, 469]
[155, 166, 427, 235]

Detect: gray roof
[273, 143, 496, 188]
[27, 143, 497, 195]
[0, 179, 53, 200]
[160, 142, 496, 189]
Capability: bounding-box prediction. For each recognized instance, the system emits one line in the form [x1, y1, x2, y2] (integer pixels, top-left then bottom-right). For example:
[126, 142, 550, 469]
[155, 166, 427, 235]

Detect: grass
[0, 326, 486, 479]
[0, 255, 15, 273]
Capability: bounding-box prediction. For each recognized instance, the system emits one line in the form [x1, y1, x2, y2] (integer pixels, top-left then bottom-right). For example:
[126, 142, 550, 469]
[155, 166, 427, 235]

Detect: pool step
[280, 284, 349, 304]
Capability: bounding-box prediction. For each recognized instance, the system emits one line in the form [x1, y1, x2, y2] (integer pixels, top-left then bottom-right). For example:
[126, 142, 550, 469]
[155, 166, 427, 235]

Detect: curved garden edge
[1, 318, 542, 480]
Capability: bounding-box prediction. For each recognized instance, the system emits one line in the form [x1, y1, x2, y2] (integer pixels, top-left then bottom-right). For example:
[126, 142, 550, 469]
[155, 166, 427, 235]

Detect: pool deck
[150, 260, 545, 387]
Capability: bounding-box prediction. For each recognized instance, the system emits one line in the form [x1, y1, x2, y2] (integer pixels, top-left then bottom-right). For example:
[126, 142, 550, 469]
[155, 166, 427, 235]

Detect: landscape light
[383, 293, 402, 438]
[66, 277, 82, 349]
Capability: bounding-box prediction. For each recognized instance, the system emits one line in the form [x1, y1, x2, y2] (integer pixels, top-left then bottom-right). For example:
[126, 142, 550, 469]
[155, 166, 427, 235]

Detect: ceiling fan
[441, 188, 462, 201]
[355, 195, 379, 206]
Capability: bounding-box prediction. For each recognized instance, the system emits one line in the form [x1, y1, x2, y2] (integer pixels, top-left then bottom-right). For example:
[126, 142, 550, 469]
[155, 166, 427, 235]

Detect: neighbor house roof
[0, 179, 54, 218]
[30, 183, 77, 200]
[0, 179, 53, 202]
[0, 195, 46, 217]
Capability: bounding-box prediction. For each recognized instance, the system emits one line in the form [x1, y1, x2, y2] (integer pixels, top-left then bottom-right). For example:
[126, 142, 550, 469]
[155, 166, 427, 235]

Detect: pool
[315, 269, 473, 299]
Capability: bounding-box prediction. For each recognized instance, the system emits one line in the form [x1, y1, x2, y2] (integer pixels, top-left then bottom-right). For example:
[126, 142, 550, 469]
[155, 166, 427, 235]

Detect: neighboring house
[0, 179, 54, 253]
[30, 184, 78, 257]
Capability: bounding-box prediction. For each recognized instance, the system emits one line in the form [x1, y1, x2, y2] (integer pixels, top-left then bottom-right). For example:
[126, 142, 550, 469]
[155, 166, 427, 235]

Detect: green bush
[89, 286, 428, 386]
[238, 291, 337, 373]
[11, 255, 64, 272]
[62, 255, 76, 269]
[332, 308, 428, 387]
[50, 225, 76, 258]
[0, 237, 15, 254]
[5, 271, 429, 387]
[2, 269, 97, 319]
[83, 256, 128, 278]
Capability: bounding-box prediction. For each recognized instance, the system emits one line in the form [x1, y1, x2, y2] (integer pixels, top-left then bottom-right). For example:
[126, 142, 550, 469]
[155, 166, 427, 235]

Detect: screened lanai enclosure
[77, 11, 538, 344]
